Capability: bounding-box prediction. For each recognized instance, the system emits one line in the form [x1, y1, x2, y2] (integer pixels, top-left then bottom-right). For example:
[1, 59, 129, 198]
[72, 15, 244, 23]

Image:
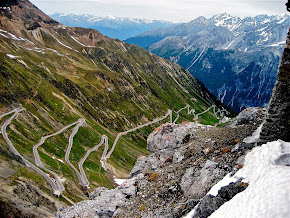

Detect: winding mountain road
[32, 120, 85, 193]
[0, 104, 227, 192]
[0, 108, 64, 195]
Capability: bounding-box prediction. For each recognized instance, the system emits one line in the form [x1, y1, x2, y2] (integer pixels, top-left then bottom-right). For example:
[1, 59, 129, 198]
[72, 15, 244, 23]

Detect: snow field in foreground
[210, 140, 290, 218]
[185, 140, 290, 218]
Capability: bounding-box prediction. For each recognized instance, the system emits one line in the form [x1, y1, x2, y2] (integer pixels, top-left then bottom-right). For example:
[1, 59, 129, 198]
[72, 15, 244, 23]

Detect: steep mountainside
[0, 0, 230, 216]
[126, 14, 289, 112]
[50, 14, 175, 40]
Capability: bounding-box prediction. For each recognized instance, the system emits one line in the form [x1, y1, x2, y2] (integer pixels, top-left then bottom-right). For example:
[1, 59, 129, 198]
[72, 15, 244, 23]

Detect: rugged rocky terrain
[57, 107, 265, 217]
[0, 0, 231, 216]
[126, 14, 289, 112]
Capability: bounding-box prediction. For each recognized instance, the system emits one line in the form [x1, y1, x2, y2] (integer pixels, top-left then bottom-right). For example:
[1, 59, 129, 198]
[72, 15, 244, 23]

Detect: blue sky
[30, 0, 288, 22]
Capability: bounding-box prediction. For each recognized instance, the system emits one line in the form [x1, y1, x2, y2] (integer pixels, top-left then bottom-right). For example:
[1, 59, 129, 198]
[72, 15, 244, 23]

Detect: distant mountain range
[126, 13, 289, 112]
[50, 13, 175, 40]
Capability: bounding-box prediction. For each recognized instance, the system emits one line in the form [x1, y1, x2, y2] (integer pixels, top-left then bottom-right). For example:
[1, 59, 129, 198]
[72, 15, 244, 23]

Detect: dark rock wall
[260, 28, 290, 143]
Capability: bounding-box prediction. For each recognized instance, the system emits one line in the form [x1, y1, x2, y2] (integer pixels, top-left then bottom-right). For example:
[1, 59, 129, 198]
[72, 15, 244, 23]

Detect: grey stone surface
[147, 123, 195, 152]
[228, 107, 265, 127]
[56, 175, 142, 218]
[260, 28, 290, 143]
[194, 181, 248, 218]
[180, 160, 227, 199]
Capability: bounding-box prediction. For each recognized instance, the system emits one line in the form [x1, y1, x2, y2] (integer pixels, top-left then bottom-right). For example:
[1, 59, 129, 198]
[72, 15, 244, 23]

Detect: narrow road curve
[0, 108, 64, 195]
[173, 105, 190, 123]
[0, 108, 19, 121]
[78, 135, 108, 187]
[104, 110, 172, 160]
[32, 120, 82, 193]
[195, 105, 214, 120]
[78, 109, 172, 184]
[64, 119, 88, 186]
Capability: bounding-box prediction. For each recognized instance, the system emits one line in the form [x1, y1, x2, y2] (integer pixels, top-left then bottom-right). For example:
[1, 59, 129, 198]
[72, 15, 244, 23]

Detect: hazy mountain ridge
[126, 13, 289, 112]
[50, 13, 175, 40]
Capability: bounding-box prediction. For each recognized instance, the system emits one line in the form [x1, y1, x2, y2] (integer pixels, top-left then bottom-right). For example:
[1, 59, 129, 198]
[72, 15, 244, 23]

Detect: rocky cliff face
[260, 28, 290, 143]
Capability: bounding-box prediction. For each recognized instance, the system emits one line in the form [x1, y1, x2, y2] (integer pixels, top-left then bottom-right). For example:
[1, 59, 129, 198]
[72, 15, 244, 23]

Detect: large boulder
[180, 160, 227, 199]
[147, 122, 197, 152]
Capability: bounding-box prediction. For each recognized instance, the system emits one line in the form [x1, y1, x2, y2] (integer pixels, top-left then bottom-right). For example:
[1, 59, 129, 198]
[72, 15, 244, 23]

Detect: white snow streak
[69, 35, 95, 48]
[187, 47, 205, 70]
[243, 123, 263, 144]
[54, 37, 73, 50]
[6, 54, 19, 59]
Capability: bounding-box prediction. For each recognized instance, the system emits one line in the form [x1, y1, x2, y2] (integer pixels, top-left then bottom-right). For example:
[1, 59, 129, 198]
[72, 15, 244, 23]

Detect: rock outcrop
[260, 28, 290, 143]
[147, 122, 203, 152]
[227, 107, 265, 127]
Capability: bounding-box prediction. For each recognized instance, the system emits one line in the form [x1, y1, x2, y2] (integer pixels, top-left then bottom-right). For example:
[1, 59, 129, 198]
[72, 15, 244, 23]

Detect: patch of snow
[0, 32, 9, 38]
[210, 140, 290, 218]
[57, 158, 64, 163]
[269, 41, 286, 47]
[208, 173, 237, 196]
[257, 26, 267, 32]
[243, 123, 263, 143]
[54, 37, 73, 50]
[47, 48, 63, 56]
[114, 179, 126, 186]
[277, 18, 287, 24]
[6, 54, 19, 59]
[23, 47, 45, 54]
[69, 35, 95, 48]
[185, 140, 290, 218]
[262, 18, 271, 24]
[0, 29, 34, 44]
[263, 36, 269, 42]
[225, 39, 236, 50]
[259, 31, 268, 37]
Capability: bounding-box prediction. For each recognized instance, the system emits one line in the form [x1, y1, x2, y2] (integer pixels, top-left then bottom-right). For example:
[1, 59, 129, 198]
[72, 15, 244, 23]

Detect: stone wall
[259, 28, 290, 143]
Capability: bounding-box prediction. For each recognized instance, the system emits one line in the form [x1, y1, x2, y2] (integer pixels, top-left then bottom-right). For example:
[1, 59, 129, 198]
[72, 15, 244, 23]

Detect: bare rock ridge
[260, 28, 290, 143]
